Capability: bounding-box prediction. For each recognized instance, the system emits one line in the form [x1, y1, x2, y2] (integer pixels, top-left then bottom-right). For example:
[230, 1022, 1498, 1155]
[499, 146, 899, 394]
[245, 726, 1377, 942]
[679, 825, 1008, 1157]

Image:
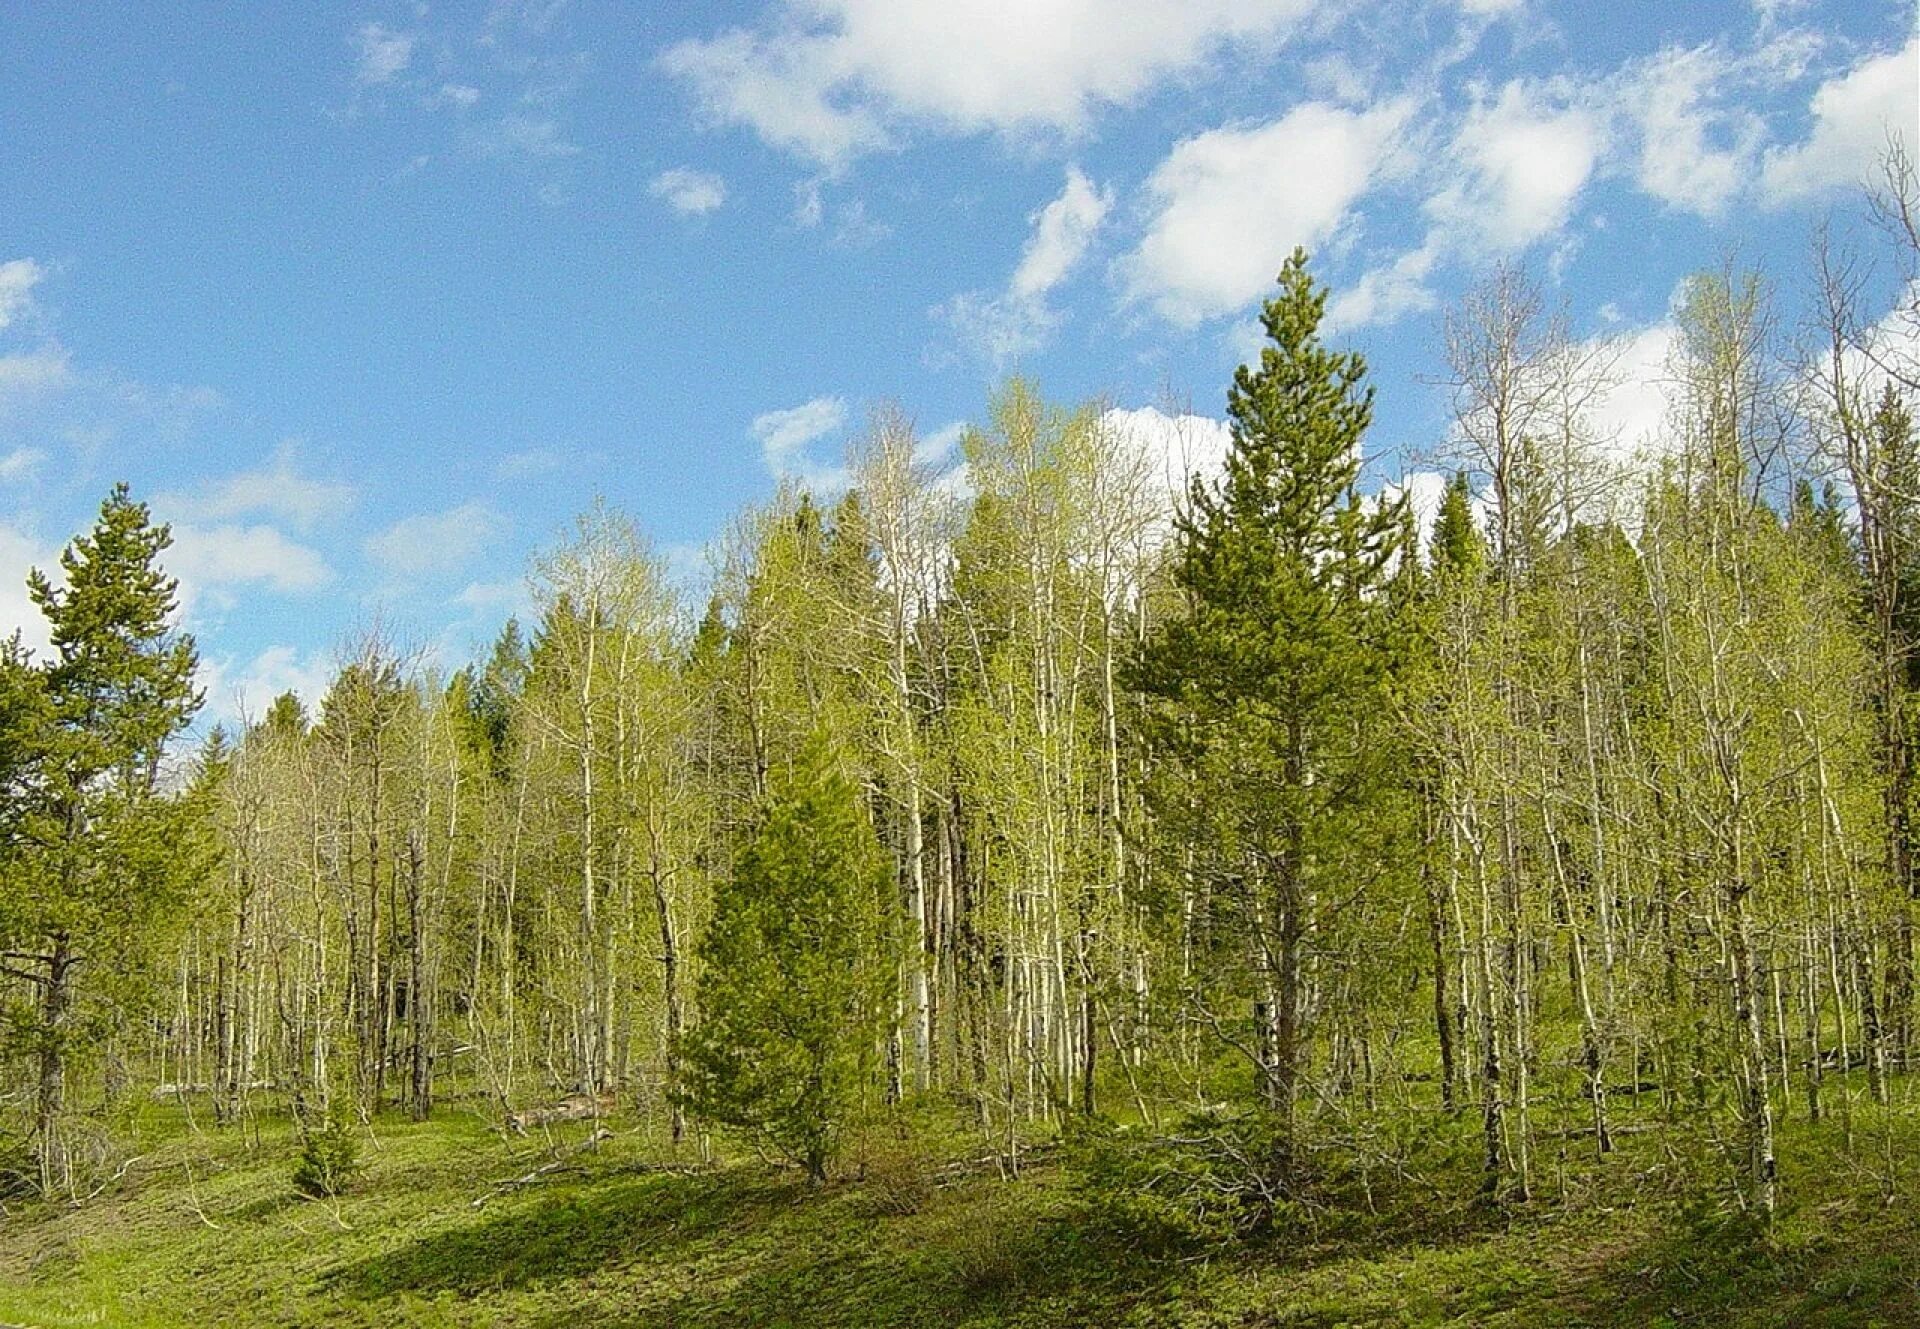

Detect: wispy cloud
[157, 442, 354, 532]
[354, 23, 416, 85]
[365, 501, 505, 577]
[751, 395, 850, 490]
[649, 166, 728, 216]
[0, 446, 47, 481]
[0, 258, 45, 333]
[938, 165, 1112, 363]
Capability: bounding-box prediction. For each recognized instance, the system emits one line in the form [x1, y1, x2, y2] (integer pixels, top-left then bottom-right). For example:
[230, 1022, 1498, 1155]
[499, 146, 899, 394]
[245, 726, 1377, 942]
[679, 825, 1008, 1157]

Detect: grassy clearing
[1, 1093, 1915, 1328]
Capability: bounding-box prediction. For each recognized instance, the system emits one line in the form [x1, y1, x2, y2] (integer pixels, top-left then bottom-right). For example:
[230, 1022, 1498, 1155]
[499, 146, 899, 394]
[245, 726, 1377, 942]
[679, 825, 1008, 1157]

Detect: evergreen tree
[0, 484, 203, 1193]
[678, 729, 890, 1181]
[1135, 250, 1407, 1184]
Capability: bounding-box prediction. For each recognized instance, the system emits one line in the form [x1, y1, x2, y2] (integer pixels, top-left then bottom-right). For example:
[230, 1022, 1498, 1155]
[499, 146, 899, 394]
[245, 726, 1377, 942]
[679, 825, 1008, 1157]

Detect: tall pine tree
[1136, 250, 1407, 1185]
[0, 484, 202, 1193]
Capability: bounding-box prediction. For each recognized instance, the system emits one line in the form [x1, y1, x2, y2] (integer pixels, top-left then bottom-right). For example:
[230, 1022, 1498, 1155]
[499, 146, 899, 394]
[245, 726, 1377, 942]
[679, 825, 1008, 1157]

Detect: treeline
[4, 157, 1918, 1223]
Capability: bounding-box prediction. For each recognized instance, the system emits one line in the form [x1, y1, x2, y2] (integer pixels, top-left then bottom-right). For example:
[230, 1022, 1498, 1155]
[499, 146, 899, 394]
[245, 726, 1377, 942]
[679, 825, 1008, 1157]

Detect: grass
[0, 1090, 1915, 1328]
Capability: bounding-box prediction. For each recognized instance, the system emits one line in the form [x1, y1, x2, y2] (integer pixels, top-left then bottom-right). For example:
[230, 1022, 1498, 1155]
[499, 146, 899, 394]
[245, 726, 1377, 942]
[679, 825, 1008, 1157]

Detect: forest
[1, 154, 1918, 1328]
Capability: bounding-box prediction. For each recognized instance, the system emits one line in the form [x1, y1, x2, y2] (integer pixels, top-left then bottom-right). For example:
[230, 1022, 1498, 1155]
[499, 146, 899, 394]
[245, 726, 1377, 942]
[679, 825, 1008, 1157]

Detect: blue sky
[0, 0, 1915, 725]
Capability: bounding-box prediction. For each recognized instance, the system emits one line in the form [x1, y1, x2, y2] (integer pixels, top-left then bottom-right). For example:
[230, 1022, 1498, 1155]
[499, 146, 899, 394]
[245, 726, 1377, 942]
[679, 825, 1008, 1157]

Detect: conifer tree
[1136, 250, 1407, 1184]
[0, 484, 202, 1193]
[678, 729, 890, 1181]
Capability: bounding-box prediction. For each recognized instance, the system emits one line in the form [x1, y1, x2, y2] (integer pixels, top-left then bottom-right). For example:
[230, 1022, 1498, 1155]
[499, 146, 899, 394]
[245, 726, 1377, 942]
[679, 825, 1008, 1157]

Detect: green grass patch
[0, 1094, 1914, 1328]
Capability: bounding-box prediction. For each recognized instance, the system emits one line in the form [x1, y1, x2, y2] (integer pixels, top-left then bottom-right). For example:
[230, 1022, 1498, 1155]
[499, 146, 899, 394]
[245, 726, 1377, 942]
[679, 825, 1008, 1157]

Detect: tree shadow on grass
[559, 1193, 1186, 1329]
[1551, 1204, 1920, 1328]
[331, 1166, 794, 1299]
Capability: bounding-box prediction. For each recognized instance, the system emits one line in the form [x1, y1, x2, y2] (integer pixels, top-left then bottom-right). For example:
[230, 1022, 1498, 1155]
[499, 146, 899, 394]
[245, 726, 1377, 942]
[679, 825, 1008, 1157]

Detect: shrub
[293, 1110, 361, 1198]
[1062, 1108, 1286, 1250]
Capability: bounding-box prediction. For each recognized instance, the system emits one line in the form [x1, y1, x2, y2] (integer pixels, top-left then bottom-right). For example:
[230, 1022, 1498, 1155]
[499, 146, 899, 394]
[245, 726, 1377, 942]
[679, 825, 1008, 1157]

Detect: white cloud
[0, 521, 55, 654]
[436, 83, 482, 108]
[751, 395, 848, 482]
[914, 420, 968, 468]
[937, 291, 1056, 365]
[1588, 321, 1679, 459]
[939, 165, 1113, 362]
[1762, 36, 1920, 204]
[168, 523, 335, 595]
[1101, 405, 1233, 516]
[354, 22, 416, 84]
[1326, 237, 1443, 333]
[649, 166, 728, 216]
[1011, 166, 1112, 301]
[0, 447, 46, 481]
[1383, 470, 1452, 549]
[197, 645, 337, 730]
[1427, 79, 1600, 253]
[794, 179, 826, 227]
[0, 258, 45, 333]
[365, 501, 505, 577]
[0, 345, 73, 409]
[158, 442, 354, 532]
[456, 577, 531, 616]
[483, 112, 582, 160]
[1121, 98, 1415, 325]
[660, 0, 1313, 170]
[1622, 44, 1764, 218]
[495, 447, 568, 480]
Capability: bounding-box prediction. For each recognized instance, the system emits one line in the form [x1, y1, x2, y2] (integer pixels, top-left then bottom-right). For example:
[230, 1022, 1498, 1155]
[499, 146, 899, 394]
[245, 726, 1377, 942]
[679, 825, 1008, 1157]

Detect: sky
[0, 0, 1915, 728]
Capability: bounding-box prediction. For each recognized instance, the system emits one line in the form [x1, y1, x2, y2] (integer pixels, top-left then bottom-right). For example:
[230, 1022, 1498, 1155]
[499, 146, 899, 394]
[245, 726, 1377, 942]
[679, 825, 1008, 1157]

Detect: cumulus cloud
[365, 501, 505, 577]
[1587, 321, 1680, 459]
[649, 166, 728, 216]
[660, 0, 1313, 170]
[158, 443, 354, 532]
[938, 165, 1112, 362]
[0, 520, 55, 654]
[1762, 36, 1920, 204]
[1100, 405, 1234, 515]
[1383, 469, 1453, 545]
[354, 22, 416, 84]
[1121, 99, 1415, 326]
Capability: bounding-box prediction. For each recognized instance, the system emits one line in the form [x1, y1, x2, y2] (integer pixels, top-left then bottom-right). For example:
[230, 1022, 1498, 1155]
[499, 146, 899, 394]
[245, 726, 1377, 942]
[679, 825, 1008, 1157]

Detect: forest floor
[0, 1091, 1916, 1328]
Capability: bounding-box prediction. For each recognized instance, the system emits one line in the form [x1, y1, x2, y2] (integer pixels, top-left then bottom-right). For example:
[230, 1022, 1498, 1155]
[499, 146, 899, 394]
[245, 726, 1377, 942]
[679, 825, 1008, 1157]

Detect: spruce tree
[678, 728, 889, 1181]
[1136, 249, 1407, 1185]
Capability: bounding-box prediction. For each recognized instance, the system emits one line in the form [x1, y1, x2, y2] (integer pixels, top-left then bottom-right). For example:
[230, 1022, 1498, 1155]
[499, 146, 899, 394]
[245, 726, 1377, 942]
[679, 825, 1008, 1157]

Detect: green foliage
[1063, 1110, 1282, 1249]
[293, 1110, 362, 1199]
[1133, 249, 1413, 1143]
[1430, 470, 1485, 581]
[678, 729, 891, 1180]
